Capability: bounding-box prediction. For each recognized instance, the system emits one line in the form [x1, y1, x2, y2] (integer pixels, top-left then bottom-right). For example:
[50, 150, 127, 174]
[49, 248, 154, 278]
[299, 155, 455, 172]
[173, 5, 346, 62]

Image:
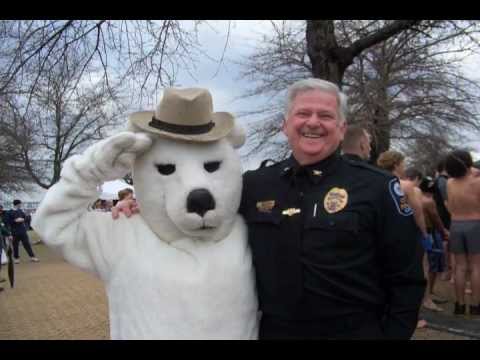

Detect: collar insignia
[282, 208, 301, 216]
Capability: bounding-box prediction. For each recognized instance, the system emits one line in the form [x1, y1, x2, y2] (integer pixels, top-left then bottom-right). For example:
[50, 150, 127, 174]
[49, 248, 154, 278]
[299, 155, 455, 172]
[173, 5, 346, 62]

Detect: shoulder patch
[388, 178, 413, 216]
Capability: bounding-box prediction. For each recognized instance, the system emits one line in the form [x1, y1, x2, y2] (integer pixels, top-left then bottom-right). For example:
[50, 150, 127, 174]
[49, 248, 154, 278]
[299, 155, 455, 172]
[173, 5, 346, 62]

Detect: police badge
[324, 187, 349, 214]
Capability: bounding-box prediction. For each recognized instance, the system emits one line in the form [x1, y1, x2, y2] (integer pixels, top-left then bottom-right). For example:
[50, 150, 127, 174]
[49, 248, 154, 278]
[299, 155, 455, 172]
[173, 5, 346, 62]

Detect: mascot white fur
[32, 88, 259, 339]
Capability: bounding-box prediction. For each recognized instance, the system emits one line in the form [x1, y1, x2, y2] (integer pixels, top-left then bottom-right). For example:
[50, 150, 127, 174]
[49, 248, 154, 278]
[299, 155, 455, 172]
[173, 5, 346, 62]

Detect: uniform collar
[281, 149, 342, 184]
[342, 153, 364, 162]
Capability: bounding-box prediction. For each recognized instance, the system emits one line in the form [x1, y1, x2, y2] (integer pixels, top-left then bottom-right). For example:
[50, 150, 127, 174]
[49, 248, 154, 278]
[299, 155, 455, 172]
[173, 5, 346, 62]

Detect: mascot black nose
[187, 189, 216, 217]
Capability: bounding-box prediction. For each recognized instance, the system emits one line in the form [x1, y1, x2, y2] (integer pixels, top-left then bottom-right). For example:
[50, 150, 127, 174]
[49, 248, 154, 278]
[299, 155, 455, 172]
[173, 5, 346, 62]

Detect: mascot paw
[75, 132, 153, 184]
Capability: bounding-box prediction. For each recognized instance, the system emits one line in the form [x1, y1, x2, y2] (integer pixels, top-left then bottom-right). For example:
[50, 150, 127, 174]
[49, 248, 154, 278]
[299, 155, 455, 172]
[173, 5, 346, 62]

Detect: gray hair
[285, 78, 348, 122]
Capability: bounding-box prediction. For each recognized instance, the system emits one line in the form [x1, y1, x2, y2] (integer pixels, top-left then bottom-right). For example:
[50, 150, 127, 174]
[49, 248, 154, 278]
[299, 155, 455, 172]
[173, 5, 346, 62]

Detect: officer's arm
[427, 200, 448, 240]
[377, 178, 426, 340]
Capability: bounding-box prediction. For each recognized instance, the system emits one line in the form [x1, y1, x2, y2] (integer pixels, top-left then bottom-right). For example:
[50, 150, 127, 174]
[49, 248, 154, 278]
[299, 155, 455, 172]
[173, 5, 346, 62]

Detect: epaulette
[345, 159, 394, 179]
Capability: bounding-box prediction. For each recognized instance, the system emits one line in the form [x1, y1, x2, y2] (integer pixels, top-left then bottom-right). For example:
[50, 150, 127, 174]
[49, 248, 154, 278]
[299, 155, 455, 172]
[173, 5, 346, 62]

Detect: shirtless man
[445, 150, 480, 317]
[417, 177, 449, 308]
[377, 152, 434, 326]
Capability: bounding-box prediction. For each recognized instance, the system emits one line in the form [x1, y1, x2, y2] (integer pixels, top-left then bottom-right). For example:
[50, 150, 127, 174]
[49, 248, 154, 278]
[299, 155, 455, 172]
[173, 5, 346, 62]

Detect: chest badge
[256, 200, 275, 213]
[282, 208, 301, 216]
[324, 187, 348, 214]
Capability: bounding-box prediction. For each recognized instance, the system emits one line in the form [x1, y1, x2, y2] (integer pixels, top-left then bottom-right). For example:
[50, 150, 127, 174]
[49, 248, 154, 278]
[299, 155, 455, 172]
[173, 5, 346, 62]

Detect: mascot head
[128, 88, 246, 243]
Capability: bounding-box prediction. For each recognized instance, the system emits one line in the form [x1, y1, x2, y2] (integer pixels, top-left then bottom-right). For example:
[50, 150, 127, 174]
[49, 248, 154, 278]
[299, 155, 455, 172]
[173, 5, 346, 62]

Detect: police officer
[239, 78, 426, 339]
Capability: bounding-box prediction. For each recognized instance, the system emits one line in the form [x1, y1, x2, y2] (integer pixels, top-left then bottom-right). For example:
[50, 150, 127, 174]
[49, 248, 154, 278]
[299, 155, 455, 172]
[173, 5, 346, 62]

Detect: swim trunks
[427, 231, 446, 273]
[449, 220, 480, 254]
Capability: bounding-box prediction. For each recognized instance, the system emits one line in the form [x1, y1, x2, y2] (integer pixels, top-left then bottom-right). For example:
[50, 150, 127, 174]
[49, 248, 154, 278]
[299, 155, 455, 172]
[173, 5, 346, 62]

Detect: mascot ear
[226, 123, 246, 149]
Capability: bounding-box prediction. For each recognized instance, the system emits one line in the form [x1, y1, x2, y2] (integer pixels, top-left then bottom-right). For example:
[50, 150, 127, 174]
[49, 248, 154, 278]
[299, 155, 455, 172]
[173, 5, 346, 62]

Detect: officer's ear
[338, 120, 347, 140]
[281, 116, 288, 135]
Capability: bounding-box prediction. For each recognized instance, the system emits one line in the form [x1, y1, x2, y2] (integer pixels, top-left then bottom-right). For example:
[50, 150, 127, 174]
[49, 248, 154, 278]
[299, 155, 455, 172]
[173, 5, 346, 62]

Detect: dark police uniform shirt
[239, 151, 426, 339]
[341, 153, 364, 162]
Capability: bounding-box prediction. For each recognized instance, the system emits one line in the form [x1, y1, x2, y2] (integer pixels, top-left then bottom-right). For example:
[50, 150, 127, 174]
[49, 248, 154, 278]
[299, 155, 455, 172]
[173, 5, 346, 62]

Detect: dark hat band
[149, 117, 215, 135]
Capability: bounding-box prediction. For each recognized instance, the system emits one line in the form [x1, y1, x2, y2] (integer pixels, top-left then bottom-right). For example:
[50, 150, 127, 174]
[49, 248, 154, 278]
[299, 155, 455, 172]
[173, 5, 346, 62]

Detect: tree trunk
[306, 20, 353, 87]
[370, 104, 391, 164]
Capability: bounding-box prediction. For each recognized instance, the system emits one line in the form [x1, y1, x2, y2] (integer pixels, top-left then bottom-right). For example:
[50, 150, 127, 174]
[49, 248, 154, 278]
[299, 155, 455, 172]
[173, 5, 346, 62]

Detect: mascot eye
[156, 164, 176, 175]
[204, 161, 221, 173]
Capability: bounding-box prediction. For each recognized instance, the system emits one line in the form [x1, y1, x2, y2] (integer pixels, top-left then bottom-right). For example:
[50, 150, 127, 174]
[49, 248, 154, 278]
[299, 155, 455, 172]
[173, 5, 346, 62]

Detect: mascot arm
[32, 132, 152, 274]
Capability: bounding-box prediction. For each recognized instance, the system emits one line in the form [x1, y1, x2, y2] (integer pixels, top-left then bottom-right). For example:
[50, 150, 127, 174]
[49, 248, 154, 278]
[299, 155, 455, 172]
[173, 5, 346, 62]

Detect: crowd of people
[355, 138, 480, 322]
[89, 188, 137, 214]
[335, 125, 480, 328]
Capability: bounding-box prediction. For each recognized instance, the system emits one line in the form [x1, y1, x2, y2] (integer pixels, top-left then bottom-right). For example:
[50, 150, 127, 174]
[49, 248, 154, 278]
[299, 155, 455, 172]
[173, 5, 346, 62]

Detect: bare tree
[238, 20, 480, 162]
[400, 136, 454, 177]
[0, 121, 32, 192]
[1, 52, 125, 189]
[306, 20, 423, 85]
[0, 20, 209, 102]
[345, 23, 480, 162]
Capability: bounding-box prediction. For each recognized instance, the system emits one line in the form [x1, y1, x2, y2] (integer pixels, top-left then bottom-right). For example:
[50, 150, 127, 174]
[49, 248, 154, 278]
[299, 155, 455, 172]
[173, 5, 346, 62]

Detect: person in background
[104, 200, 114, 212]
[404, 168, 446, 312]
[91, 199, 108, 212]
[6, 200, 39, 264]
[0, 210, 12, 289]
[341, 125, 372, 163]
[0, 205, 9, 225]
[377, 153, 428, 238]
[112, 188, 139, 220]
[419, 177, 450, 310]
[377, 152, 429, 328]
[444, 149, 480, 317]
[118, 188, 134, 201]
[433, 159, 453, 282]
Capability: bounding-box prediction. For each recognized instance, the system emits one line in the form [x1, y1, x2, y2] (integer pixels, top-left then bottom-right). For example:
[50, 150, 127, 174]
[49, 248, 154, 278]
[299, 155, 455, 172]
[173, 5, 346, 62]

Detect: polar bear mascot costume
[32, 88, 259, 340]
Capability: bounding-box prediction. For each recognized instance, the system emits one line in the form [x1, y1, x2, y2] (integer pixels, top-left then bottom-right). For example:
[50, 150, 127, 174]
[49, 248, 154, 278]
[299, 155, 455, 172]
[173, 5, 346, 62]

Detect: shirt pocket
[245, 208, 283, 226]
[305, 212, 359, 234]
[243, 207, 284, 262]
[304, 212, 360, 255]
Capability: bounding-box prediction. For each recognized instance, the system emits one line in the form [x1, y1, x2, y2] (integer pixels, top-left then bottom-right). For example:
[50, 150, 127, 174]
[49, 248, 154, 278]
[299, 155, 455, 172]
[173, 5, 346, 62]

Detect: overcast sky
[4, 20, 480, 202]
[165, 20, 480, 165]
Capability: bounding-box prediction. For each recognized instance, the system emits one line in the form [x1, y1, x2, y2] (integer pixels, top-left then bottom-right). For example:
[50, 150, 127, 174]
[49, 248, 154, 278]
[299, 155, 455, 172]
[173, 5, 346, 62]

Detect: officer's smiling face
[282, 89, 346, 165]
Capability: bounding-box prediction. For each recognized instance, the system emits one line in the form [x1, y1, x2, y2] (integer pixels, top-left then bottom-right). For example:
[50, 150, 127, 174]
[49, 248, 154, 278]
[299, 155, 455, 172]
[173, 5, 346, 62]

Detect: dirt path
[0, 234, 471, 340]
[0, 239, 109, 340]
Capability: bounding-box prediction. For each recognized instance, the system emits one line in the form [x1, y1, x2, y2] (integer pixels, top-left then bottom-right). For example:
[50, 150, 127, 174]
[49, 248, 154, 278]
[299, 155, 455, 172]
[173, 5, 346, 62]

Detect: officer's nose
[186, 189, 215, 217]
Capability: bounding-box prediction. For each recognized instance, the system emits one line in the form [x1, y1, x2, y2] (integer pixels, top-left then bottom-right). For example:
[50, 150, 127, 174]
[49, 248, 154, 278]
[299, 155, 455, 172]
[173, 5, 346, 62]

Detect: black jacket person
[240, 152, 425, 339]
[239, 78, 425, 339]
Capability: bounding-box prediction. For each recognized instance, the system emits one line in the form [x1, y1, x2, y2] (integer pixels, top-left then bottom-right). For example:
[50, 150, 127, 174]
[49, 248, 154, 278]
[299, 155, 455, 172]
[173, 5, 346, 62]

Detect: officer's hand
[111, 199, 140, 220]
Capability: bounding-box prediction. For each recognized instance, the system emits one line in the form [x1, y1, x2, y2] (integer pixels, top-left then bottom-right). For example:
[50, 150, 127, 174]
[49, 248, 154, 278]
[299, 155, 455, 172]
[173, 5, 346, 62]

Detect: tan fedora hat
[129, 88, 235, 142]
